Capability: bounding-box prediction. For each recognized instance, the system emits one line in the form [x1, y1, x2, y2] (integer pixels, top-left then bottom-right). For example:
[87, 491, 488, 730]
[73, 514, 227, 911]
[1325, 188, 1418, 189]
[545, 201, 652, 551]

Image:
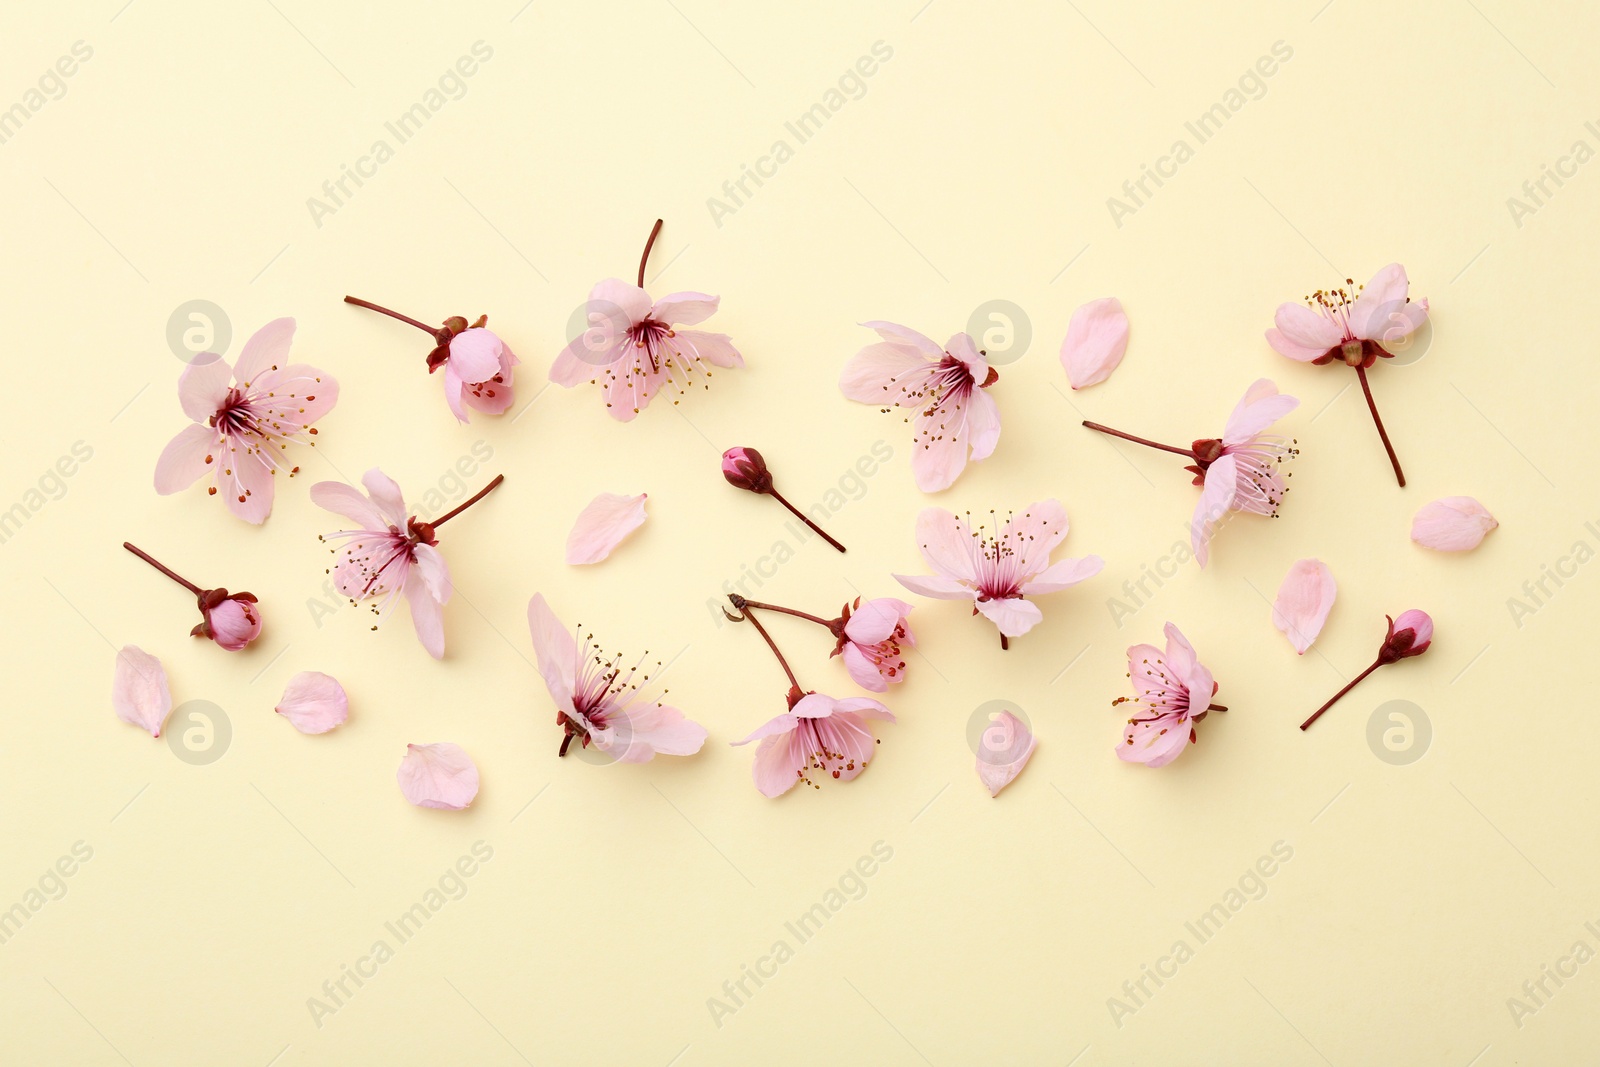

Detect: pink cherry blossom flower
[112, 645, 172, 738]
[549, 219, 743, 421]
[1411, 496, 1498, 552]
[728, 595, 914, 692]
[528, 594, 707, 761]
[154, 318, 336, 524]
[396, 743, 479, 810]
[893, 501, 1102, 649]
[1272, 558, 1337, 654]
[1301, 609, 1433, 730]
[1115, 623, 1224, 768]
[1265, 263, 1427, 487]
[344, 298, 519, 423]
[1059, 297, 1129, 390]
[565, 492, 649, 565]
[975, 708, 1037, 797]
[312, 470, 503, 659]
[275, 671, 349, 734]
[733, 692, 897, 797]
[722, 447, 846, 551]
[122, 541, 262, 652]
[1084, 379, 1299, 567]
[840, 322, 1000, 492]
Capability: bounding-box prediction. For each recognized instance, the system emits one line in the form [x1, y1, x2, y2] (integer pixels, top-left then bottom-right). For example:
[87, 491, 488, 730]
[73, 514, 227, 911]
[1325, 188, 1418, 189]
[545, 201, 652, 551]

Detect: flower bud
[194, 589, 262, 651]
[721, 447, 772, 494]
[1378, 609, 1432, 664]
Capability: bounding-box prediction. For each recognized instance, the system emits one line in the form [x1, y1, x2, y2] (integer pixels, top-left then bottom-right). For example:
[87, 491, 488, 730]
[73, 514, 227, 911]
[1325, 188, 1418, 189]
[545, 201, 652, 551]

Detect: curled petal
[275, 671, 349, 734]
[1273, 559, 1337, 654]
[397, 743, 479, 810]
[1267, 303, 1342, 362]
[447, 328, 504, 384]
[975, 709, 1037, 797]
[975, 596, 1044, 638]
[1190, 455, 1239, 568]
[1059, 297, 1129, 389]
[1411, 496, 1498, 552]
[565, 492, 649, 565]
[113, 645, 172, 737]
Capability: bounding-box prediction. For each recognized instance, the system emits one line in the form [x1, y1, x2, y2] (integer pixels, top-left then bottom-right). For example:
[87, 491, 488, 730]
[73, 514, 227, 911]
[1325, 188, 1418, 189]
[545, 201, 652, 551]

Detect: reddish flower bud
[1378, 609, 1433, 664]
[721, 447, 773, 494]
[193, 589, 263, 651]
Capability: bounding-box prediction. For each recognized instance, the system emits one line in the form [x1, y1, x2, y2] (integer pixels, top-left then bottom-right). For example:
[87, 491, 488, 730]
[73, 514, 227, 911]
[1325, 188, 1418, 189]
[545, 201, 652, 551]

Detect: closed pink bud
[199, 592, 262, 651]
[721, 447, 772, 494]
[1381, 609, 1433, 662]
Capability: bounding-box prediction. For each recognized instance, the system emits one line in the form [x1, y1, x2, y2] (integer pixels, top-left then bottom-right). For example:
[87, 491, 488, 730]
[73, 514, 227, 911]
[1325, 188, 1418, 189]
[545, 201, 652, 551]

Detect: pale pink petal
[975, 709, 1037, 797]
[1118, 714, 1192, 767]
[1190, 455, 1239, 568]
[1223, 379, 1298, 444]
[565, 492, 648, 565]
[402, 568, 445, 659]
[462, 348, 518, 414]
[975, 596, 1043, 637]
[861, 320, 944, 359]
[1059, 297, 1129, 390]
[731, 712, 800, 746]
[232, 318, 296, 386]
[310, 480, 386, 530]
[526, 594, 576, 710]
[1270, 302, 1342, 360]
[154, 424, 221, 494]
[892, 573, 973, 600]
[603, 703, 708, 762]
[1411, 496, 1498, 552]
[248, 364, 339, 424]
[550, 333, 620, 385]
[447, 328, 503, 384]
[652, 292, 719, 326]
[841, 644, 889, 691]
[275, 671, 349, 734]
[220, 449, 275, 524]
[999, 499, 1070, 576]
[1273, 559, 1337, 654]
[675, 330, 744, 369]
[839, 342, 935, 406]
[410, 543, 452, 603]
[591, 278, 652, 323]
[843, 599, 912, 644]
[397, 743, 479, 810]
[965, 386, 1002, 462]
[112, 645, 171, 738]
[441, 364, 470, 424]
[910, 401, 978, 492]
[1161, 623, 1200, 679]
[749, 732, 805, 797]
[831, 696, 896, 723]
[177, 355, 232, 423]
[944, 332, 991, 382]
[361, 469, 409, 528]
[1348, 263, 1424, 341]
[913, 508, 978, 583]
[1021, 555, 1104, 595]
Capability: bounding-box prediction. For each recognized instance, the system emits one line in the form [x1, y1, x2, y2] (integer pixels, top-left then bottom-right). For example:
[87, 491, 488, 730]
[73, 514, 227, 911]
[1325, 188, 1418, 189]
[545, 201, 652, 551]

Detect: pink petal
[1273, 559, 1337, 654]
[526, 594, 577, 710]
[441, 364, 470, 424]
[966, 387, 1002, 462]
[218, 446, 276, 524]
[462, 347, 518, 415]
[603, 703, 708, 762]
[892, 573, 972, 600]
[403, 567, 446, 660]
[113, 645, 172, 737]
[749, 732, 806, 797]
[998, 499, 1070, 576]
[1190, 455, 1239, 568]
[944, 332, 991, 382]
[652, 292, 720, 326]
[1021, 555, 1104, 595]
[154, 424, 221, 494]
[1411, 496, 1498, 552]
[1059, 297, 1129, 389]
[975, 709, 1037, 797]
[410, 543, 452, 603]
[565, 492, 648, 565]
[841, 644, 889, 692]
[975, 596, 1044, 638]
[231, 318, 297, 386]
[361, 469, 409, 528]
[843, 599, 912, 644]
[731, 712, 800, 746]
[177, 356, 232, 422]
[861, 320, 944, 359]
[1161, 623, 1200, 679]
[676, 330, 744, 369]
[447, 328, 503, 384]
[1118, 714, 1192, 767]
[310, 480, 386, 530]
[913, 508, 978, 583]
[839, 341, 935, 406]
[1223, 379, 1298, 444]
[1348, 263, 1425, 341]
[248, 364, 339, 424]
[397, 743, 479, 810]
[275, 671, 349, 734]
[1270, 302, 1342, 360]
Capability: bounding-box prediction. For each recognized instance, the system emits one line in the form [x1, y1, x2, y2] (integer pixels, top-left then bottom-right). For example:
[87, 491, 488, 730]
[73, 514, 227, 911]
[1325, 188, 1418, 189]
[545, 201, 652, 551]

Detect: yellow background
[2, 1, 1594, 1063]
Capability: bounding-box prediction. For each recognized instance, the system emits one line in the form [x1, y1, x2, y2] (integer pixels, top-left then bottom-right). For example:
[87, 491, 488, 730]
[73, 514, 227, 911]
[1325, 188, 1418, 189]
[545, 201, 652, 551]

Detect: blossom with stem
[311, 469, 504, 659]
[1082, 379, 1299, 567]
[154, 318, 336, 524]
[721, 447, 846, 552]
[343, 296, 518, 423]
[122, 541, 262, 651]
[549, 218, 744, 420]
[730, 594, 914, 692]
[724, 596, 895, 797]
[1265, 263, 1428, 487]
[1300, 610, 1432, 730]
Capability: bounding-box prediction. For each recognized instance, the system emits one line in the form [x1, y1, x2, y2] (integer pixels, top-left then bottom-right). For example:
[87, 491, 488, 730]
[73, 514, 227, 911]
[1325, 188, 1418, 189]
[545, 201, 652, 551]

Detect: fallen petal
[275, 671, 349, 734]
[975, 709, 1037, 797]
[1272, 559, 1337, 654]
[1411, 496, 1498, 552]
[113, 645, 172, 737]
[1059, 297, 1129, 390]
[397, 743, 480, 810]
[565, 492, 649, 565]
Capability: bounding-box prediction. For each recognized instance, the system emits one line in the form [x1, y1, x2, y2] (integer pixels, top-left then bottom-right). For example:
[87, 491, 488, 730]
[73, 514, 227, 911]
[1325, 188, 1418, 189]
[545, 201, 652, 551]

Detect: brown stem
[1207, 703, 1229, 713]
[344, 295, 436, 336]
[1299, 661, 1382, 731]
[726, 597, 802, 691]
[769, 489, 847, 553]
[433, 475, 503, 527]
[558, 732, 575, 758]
[123, 542, 201, 595]
[739, 600, 837, 630]
[1000, 633, 1009, 651]
[1082, 421, 1197, 459]
[1355, 365, 1406, 487]
[637, 219, 663, 288]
